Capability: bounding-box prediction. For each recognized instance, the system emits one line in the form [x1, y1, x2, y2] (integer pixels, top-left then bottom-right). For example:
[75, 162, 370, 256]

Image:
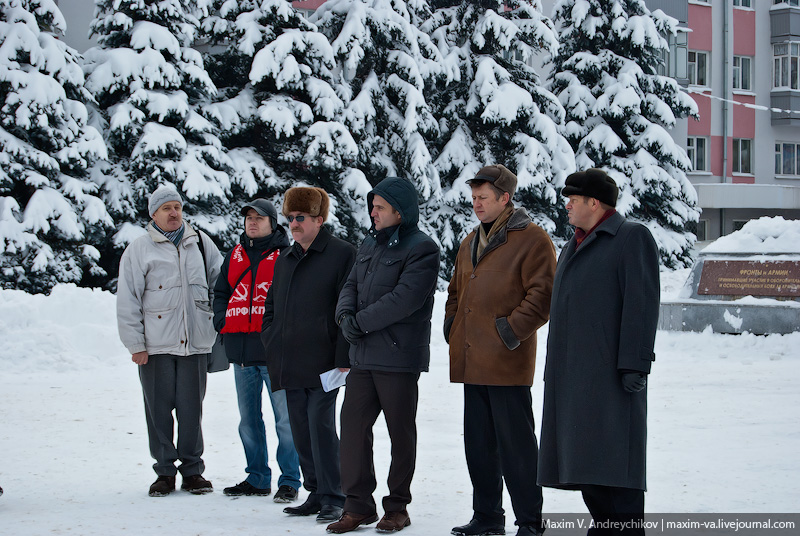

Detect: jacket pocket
[373, 257, 402, 288]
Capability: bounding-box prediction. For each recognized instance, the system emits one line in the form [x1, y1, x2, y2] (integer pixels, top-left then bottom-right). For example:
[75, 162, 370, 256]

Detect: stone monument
[659, 217, 800, 335]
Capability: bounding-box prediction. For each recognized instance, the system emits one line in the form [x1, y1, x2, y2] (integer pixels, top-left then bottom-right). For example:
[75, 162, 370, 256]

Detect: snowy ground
[0, 273, 798, 535]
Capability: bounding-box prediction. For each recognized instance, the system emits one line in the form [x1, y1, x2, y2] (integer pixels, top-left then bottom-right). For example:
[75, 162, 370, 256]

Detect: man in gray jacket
[117, 184, 222, 497]
[538, 169, 659, 535]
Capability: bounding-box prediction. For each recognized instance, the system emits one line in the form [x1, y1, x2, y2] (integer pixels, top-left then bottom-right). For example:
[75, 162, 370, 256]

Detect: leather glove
[339, 313, 364, 345]
[621, 372, 647, 393]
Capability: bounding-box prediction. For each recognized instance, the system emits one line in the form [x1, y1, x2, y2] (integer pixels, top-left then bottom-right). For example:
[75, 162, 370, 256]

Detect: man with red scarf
[213, 199, 301, 502]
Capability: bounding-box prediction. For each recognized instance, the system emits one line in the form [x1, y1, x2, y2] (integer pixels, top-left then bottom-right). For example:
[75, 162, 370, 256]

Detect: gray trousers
[139, 353, 207, 477]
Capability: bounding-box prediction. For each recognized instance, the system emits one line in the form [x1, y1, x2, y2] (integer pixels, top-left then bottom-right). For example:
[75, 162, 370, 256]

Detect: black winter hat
[241, 198, 278, 220]
[241, 198, 279, 230]
[561, 168, 618, 207]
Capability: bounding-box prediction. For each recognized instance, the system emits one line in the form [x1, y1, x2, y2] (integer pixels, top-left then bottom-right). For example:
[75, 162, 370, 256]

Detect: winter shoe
[452, 518, 506, 536]
[317, 504, 344, 523]
[515, 526, 544, 536]
[326, 511, 379, 533]
[148, 475, 176, 497]
[223, 480, 270, 496]
[284, 495, 322, 516]
[273, 484, 298, 503]
[181, 474, 213, 495]
[376, 510, 411, 533]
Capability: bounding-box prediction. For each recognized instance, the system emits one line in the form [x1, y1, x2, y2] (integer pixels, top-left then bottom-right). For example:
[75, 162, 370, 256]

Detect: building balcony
[771, 4, 800, 42]
[771, 90, 800, 125]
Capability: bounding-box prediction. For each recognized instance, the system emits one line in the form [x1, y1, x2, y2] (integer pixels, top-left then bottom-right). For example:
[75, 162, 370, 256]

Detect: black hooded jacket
[212, 226, 290, 367]
[335, 177, 440, 373]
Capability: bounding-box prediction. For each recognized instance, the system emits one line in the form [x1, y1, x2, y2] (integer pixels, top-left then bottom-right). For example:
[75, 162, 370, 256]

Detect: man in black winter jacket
[212, 199, 301, 502]
[329, 177, 440, 534]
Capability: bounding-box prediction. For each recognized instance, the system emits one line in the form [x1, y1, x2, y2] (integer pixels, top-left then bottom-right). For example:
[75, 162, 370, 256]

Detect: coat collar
[290, 225, 332, 258]
[565, 212, 625, 257]
[469, 207, 531, 266]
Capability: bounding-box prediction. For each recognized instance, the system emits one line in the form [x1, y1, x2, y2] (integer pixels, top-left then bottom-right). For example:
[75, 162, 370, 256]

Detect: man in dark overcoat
[328, 176, 440, 534]
[261, 187, 356, 524]
[538, 168, 660, 535]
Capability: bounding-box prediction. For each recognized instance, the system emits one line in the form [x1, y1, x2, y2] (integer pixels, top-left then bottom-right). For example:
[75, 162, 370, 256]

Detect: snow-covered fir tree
[0, 0, 110, 293]
[84, 0, 234, 265]
[311, 0, 443, 242]
[551, 0, 700, 267]
[201, 0, 361, 242]
[424, 0, 575, 272]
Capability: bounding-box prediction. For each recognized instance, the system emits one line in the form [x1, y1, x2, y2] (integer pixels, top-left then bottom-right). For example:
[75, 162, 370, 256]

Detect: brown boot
[326, 511, 379, 534]
[376, 510, 411, 533]
[148, 475, 175, 497]
[181, 474, 213, 495]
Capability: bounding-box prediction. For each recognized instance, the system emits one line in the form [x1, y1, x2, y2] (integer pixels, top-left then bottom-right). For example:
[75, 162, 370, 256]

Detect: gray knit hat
[148, 185, 183, 217]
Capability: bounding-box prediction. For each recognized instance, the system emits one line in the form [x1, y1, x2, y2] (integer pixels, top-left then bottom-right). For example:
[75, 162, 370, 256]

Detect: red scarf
[221, 244, 280, 334]
[575, 209, 616, 249]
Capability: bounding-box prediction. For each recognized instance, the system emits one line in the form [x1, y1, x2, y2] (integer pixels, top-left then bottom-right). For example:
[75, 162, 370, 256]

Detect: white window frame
[733, 56, 752, 91]
[687, 136, 709, 172]
[732, 139, 753, 175]
[775, 142, 800, 176]
[773, 42, 800, 90]
[734, 0, 752, 7]
[688, 51, 709, 87]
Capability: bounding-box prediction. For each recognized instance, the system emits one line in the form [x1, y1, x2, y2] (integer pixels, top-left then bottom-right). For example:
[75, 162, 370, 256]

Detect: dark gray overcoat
[537, 212, 659, 491]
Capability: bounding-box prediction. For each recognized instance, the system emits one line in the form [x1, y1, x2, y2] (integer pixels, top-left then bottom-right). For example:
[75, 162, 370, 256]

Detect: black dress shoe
[317, 504, 344, 523]
[452, 518, 506, 536]
[284, 495, 322, 516]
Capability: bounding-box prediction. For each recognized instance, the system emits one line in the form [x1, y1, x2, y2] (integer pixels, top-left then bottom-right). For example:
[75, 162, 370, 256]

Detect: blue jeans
[234, 364, 301, 490]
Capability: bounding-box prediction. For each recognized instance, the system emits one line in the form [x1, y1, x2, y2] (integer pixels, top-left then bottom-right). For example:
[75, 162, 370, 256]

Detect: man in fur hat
[445, 165, 556, 536]
[538, 169, 659, 535]
[261, 187, 356, 524]
[117, 184, 221, 497]
[329, 177, 440, 534]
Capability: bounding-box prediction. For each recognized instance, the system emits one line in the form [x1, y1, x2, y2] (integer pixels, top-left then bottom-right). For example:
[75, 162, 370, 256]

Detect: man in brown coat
[444, 165, 556, 536]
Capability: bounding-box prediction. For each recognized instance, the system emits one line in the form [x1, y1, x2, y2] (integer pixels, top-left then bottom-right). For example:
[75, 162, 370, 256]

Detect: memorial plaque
[697, 260, 800, 297]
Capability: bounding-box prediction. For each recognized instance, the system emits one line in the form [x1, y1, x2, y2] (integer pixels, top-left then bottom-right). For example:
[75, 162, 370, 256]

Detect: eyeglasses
[287, 215, 313, 223]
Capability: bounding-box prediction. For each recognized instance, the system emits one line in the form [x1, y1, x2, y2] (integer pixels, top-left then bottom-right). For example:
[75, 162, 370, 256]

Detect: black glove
[339, 313, 364, 345]
[621, 372, 647, 393]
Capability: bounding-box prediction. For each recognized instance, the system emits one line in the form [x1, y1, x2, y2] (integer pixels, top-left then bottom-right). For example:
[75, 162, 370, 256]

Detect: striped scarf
[152, 222, 185, 247]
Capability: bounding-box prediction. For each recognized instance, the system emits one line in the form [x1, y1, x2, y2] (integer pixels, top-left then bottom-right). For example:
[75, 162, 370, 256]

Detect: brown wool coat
[445, 208, 556, 386]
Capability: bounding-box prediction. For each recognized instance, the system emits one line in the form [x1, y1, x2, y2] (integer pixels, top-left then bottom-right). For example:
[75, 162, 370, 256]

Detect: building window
[775, 142, 800, 175]
[657, 31, 688, 80]
[734, 0, 751, 7]
[687, 137, 708, 172]
[774, 1, 800, 6]
[687, 220, 708, 241]
[688, 51, 708, 86]
[773, 43, 800, 89]
[733, 56, 752, 90]
[732, 139, 752, 174]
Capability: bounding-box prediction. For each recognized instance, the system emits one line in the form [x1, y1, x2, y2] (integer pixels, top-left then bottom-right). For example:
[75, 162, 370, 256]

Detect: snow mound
[703, 216, 800, 254]
[0, 284, 126, 372]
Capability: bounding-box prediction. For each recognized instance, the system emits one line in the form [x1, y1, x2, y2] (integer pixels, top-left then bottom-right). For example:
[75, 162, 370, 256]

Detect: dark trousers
[464, 384, 543, 528]
[340, 369, 420, 515]
[285, 386, 344, 507]
[138, 353, 207, 477]
[581, 485, 645, 536]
